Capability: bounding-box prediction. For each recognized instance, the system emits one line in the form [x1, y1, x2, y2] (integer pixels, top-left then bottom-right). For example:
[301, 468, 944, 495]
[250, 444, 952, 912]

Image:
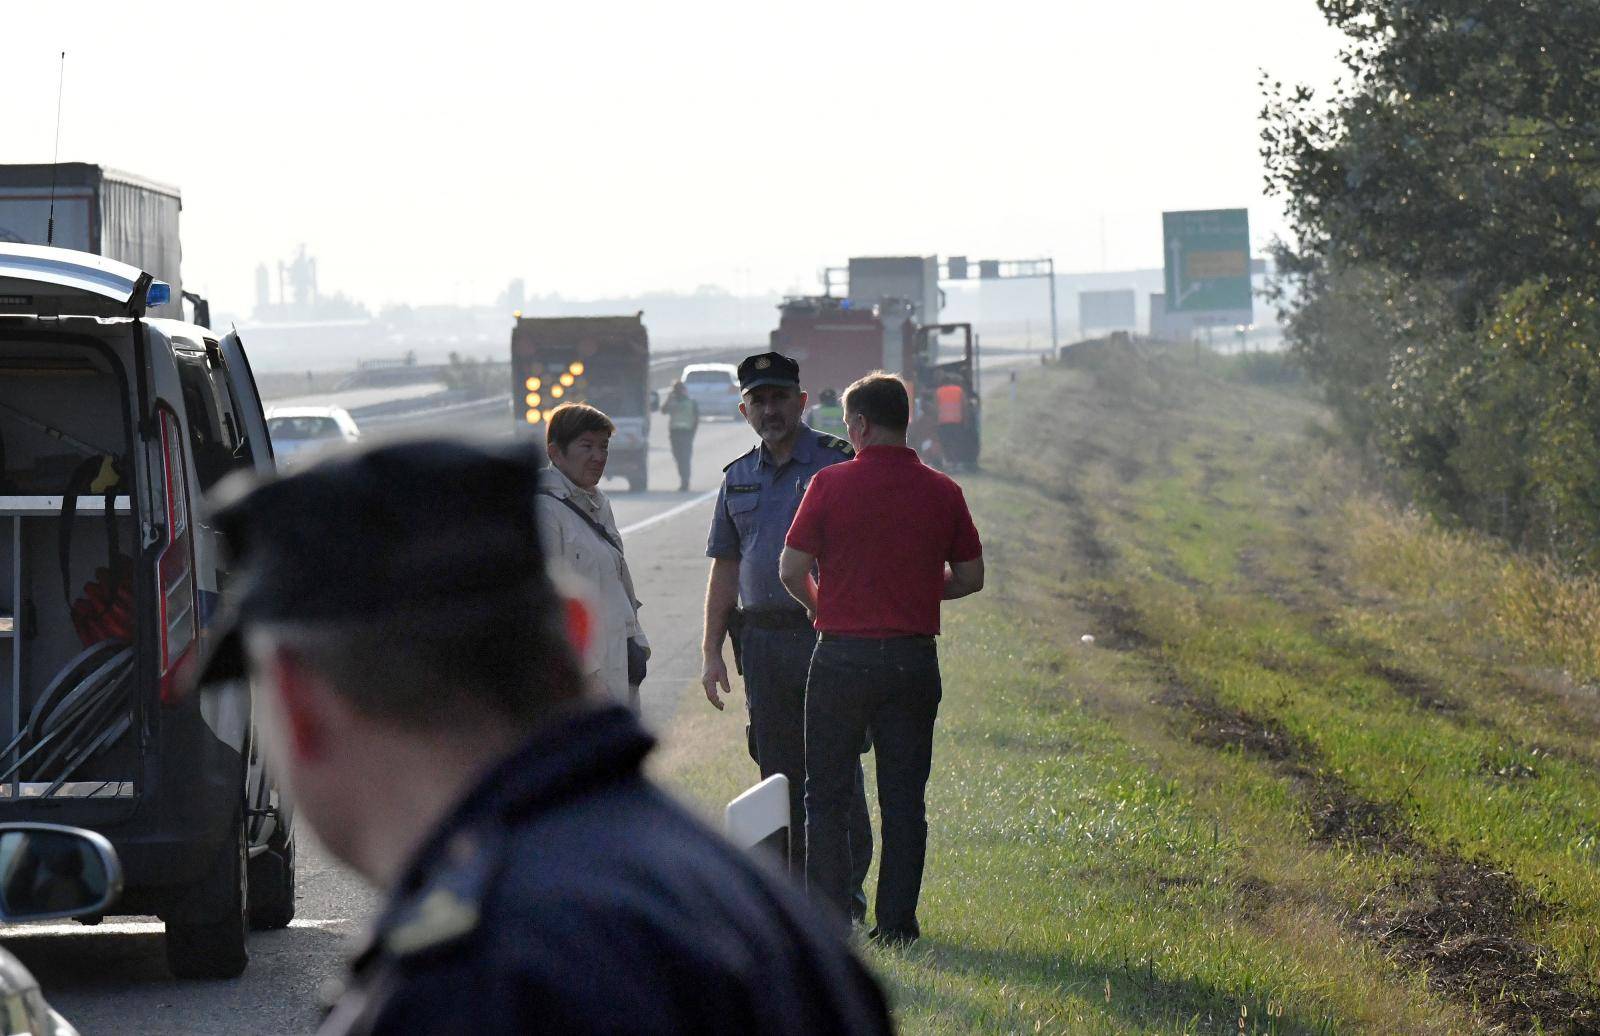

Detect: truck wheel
[248, 824, 296, 931]
[166, 811, 249, 980]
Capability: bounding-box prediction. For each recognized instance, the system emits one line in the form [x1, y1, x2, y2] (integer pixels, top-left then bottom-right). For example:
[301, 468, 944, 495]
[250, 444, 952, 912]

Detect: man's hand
[700, 558, 740, 711]
[702, 652, 733, 711]
[943, 557, 986, 600]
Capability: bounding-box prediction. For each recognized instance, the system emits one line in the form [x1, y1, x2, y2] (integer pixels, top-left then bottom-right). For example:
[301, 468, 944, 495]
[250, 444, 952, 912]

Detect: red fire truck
[767, 296, 915, 401]
[768, 297, 979, 467]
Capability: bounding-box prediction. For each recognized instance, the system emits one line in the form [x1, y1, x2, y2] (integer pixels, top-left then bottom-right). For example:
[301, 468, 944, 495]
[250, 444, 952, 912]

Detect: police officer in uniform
[192, 439, 891, 1035]
[701, 353, 873, 918]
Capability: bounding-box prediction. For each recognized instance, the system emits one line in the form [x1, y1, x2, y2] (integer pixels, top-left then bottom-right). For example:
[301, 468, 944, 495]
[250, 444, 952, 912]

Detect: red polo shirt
[785, 445, 982, 637]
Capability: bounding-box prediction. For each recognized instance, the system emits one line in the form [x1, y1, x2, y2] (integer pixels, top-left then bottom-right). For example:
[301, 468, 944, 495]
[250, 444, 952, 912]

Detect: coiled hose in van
[0, 640, 134, 796]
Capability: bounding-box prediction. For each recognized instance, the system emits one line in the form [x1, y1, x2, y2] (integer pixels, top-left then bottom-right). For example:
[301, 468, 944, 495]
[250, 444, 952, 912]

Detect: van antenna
[46, 50, 66, 246]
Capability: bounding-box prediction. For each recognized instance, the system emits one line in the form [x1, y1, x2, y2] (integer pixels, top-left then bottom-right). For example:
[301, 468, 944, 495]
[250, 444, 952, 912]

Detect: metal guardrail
[354, 393, 509, 426]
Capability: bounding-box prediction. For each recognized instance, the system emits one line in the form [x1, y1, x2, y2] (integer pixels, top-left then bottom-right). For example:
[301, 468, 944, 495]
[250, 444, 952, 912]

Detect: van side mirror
[0, 824, 121, 922]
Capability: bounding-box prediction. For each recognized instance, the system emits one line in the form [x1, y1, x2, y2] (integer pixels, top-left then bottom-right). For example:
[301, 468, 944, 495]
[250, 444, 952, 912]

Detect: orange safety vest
[935, 384, 965, 425]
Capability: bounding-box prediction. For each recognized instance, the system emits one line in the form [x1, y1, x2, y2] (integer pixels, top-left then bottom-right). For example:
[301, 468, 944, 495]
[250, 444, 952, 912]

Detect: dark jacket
[319, 704, 893, 1035]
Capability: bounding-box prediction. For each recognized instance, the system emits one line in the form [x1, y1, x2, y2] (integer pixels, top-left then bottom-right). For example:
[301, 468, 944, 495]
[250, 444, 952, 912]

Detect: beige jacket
[535, 467, 648, 703]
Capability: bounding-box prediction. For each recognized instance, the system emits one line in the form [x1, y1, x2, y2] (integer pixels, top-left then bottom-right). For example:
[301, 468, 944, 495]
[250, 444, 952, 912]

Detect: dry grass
[1346, 495, 1600, 687]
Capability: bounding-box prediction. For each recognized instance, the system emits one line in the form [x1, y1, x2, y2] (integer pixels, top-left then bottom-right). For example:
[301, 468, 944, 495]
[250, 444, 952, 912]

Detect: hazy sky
[4, 2, 1345, 312]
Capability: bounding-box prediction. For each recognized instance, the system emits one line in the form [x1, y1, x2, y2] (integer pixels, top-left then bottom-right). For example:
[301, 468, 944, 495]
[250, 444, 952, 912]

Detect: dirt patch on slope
[1164, 685, 1412, 854]
[1361, 858, 1600, 1034]
[1077, 592, 1156, 652]
[1165, 685, 1600, 1031]
[1050, 486, 1116, 570]
[1173, 690, 1306, 763]
[1368, 662, 1463, 714]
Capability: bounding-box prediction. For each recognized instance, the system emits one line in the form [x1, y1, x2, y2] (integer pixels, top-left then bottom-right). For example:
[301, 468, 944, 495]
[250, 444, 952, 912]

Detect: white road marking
[0, 918, 352, 937]
[619, 489, 719, 537]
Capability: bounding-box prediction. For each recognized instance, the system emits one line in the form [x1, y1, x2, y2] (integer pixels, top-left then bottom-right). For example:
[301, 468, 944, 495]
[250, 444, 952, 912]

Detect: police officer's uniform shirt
[706, 424, 853, 611]
[318, 705, 891, 1035]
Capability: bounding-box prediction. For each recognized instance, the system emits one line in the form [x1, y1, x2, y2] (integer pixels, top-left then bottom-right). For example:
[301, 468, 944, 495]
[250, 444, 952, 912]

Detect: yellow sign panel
[1185, 250, 1248, 279]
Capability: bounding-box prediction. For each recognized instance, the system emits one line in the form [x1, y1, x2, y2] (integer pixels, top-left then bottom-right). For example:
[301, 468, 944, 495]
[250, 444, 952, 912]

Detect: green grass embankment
[656, 344, 1600, 1034]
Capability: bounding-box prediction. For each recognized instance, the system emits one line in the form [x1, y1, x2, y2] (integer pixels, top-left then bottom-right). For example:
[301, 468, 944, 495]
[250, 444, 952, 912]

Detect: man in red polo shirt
[779, 371, 985, 944]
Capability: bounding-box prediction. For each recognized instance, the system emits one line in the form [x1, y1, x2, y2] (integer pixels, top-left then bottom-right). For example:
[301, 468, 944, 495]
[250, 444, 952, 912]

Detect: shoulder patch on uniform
[818, 434, 854, 456]
[383, 888, 481, 957]
[722, 446, 758, 472]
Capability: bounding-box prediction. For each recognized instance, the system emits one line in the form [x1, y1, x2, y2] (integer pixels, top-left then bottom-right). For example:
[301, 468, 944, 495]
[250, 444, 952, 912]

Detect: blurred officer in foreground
[194, 439, 892, 1036]
[702, 353, 873, 915]
[782, 372, 984, 944]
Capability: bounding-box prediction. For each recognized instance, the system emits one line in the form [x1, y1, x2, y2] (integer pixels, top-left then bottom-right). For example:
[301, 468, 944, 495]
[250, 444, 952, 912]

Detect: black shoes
[865, 926, 918, 947]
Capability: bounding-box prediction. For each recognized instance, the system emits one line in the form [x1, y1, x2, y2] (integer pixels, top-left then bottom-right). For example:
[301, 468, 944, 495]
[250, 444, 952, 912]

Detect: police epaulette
[818, 434, 854, 456]
[722, 446, 758, 472]
[383, 887, 481, 957]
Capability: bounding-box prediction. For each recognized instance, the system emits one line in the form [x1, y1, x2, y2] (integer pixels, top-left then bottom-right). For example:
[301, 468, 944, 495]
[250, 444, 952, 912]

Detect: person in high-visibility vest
[663, 380, 700, 491]
[810, 388, 845, 435]
[934, 379, 967, 469]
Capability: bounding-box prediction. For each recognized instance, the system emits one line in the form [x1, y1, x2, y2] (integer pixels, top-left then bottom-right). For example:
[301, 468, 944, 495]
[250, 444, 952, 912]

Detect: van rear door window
[173, 353, 249, 491]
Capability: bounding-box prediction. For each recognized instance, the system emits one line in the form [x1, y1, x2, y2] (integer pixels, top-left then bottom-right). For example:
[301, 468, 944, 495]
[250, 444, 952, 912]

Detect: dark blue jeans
[805, 635, 941, 937]
[742, 626, 872, 912]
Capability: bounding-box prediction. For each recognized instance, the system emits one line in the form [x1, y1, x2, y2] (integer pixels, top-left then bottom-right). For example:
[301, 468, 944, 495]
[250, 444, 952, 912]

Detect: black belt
[738, 608, 814, 631]
[817, 633, 935, 645]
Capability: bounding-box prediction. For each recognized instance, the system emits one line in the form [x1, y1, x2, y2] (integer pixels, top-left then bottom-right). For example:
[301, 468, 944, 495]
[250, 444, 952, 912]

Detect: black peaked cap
[192, 437, 554, 689]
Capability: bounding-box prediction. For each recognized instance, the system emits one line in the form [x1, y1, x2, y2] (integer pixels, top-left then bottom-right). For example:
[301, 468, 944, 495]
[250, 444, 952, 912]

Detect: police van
[0, 244, 292, 979]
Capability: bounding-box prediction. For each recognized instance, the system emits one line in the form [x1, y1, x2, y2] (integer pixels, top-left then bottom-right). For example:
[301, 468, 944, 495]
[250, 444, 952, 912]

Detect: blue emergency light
[147, 282, 171, 307]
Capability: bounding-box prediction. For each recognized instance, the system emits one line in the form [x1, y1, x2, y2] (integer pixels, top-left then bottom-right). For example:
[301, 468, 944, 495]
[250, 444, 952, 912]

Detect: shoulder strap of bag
[538, 489, 643, 617]
[539, 490, 624, 555]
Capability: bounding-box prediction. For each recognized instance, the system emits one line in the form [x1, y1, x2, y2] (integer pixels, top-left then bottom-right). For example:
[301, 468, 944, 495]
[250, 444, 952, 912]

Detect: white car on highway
[266, 406, 361, 467]
[679, 363, 742, 420]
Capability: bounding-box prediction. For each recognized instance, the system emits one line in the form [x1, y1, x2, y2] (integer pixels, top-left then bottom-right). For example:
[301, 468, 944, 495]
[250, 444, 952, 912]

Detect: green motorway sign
[1162, 209, 1252, 317]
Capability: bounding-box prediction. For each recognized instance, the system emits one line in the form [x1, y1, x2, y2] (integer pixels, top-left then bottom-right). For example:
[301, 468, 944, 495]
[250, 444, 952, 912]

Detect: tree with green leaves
[1264, 1, 1600, 563]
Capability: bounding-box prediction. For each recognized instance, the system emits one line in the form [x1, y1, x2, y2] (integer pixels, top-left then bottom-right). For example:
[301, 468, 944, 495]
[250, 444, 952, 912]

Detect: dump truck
[0, 164, 185, 319]
[511, 313, 651, 491]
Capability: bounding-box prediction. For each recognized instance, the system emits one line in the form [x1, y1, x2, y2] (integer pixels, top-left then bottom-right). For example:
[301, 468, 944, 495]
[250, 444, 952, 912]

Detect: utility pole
[1047, 256, 1058, 358]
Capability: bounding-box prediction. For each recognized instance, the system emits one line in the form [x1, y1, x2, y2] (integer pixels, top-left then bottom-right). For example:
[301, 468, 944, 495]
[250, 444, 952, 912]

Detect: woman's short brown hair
[546, 403, 615, 452]
[842, 372, 910, 432]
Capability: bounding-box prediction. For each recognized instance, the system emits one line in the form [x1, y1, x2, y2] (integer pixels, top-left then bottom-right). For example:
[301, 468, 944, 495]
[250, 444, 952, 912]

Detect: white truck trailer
[0, 164, 185, 320]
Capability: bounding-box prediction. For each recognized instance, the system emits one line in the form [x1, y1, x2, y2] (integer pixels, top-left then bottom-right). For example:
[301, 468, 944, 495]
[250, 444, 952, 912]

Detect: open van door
[216, 330, 274, 474]
[214, 328, 295, 929]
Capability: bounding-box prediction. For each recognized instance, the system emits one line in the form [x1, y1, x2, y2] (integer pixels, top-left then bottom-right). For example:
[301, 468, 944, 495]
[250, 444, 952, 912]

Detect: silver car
[679, 363, 742, 420]
[266, 405, 361, 468]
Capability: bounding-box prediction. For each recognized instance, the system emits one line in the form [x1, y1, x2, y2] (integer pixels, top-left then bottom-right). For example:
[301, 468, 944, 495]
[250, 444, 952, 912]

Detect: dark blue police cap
[737, 352, 801, 393]
[193, 438, 556, 689]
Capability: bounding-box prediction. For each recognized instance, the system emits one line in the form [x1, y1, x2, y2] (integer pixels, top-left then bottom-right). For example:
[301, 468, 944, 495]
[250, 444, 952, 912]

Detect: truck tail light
[156, 408, 198, 704]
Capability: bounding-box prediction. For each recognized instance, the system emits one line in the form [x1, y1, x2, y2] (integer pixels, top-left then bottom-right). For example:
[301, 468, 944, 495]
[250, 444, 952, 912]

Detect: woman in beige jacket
[535, 403, 649, 710]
